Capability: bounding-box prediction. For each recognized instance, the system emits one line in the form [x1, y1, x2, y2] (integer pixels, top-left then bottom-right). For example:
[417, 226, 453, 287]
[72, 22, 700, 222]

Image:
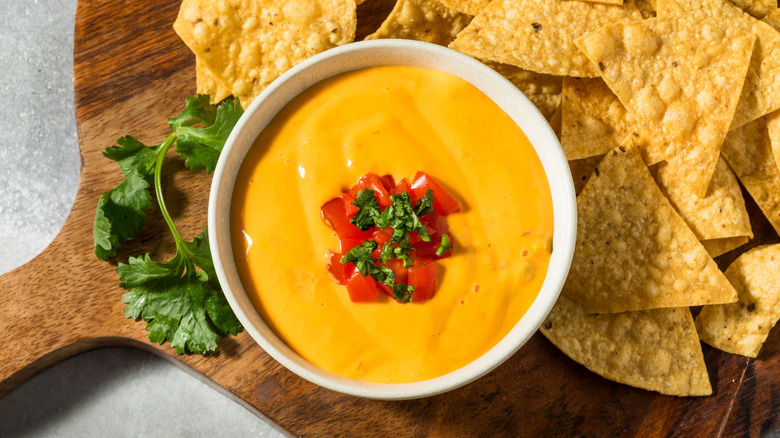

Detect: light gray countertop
[0, 1, 287, 436]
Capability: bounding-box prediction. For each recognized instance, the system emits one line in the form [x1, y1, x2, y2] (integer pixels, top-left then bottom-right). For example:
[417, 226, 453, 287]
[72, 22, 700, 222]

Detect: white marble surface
[0, 0, 287, 436]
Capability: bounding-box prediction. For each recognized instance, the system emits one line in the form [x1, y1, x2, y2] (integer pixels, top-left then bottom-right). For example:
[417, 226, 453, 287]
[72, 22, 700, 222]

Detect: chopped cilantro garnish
[339, 185, 452, 303]
[436, 234, 453, 257]
[414, 188, 435, 217]
[350, 188, 384, 231]
[393, 283, 415, 303]
[341, 240, 379, 276]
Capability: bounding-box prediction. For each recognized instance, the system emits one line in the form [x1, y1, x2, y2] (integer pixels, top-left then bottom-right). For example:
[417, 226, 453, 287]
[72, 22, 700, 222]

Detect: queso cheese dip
[231, 66, 553, 383]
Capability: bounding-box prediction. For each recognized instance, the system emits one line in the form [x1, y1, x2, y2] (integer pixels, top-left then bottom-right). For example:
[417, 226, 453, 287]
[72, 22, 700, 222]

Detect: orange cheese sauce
[231, 66, 553, 383]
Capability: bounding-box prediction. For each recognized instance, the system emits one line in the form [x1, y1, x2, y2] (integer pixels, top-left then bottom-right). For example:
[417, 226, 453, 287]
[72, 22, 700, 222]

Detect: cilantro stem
[153, 133, 195, 274]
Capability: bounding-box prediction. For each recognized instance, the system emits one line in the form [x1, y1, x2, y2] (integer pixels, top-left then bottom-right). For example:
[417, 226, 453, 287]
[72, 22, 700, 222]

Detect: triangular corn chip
[576, 16, 754, 196]
[701, 236, 750, 258]
[568, 155, 602, 195]
[727, 0, 777, 20]
[568, 0, 624, 4]
[655, 156, 752, 242]
[436, 0, 489, 15]
[766, 110, 780, 172]
[697, 244, 780, 357]
[196, 58, 231, 104]
[540, 295, 712, 396]
[561, 77, 663, 163]
[721, 116, 780, 235]
[485, 61, 562, 121]
[563, 145, 737, 313]
[764, 7, 780, 29]
[174, 0, 356, 108]
[449, 0, 642, 77]
[657, 0, 780, 129]
[365, 0, 472, 46]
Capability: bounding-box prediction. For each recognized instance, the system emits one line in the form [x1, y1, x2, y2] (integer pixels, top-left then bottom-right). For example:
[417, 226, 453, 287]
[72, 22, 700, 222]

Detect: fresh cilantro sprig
[93, 94, 244, 355]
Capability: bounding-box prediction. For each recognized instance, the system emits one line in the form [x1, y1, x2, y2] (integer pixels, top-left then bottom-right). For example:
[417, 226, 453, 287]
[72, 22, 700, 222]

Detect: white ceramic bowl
[209, 39, 577, 400]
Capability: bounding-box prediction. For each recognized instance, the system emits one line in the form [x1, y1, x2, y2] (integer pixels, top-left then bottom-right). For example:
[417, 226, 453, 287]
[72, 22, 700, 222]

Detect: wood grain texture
[1, 0, 780, 435]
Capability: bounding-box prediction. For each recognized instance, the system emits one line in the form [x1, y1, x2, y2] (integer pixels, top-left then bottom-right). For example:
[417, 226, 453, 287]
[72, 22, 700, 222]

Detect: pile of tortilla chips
[173, 0, 780, 397]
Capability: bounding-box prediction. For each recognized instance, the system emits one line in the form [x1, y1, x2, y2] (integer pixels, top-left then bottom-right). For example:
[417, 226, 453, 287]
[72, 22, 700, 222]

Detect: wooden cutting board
[3, 0, 780, 435]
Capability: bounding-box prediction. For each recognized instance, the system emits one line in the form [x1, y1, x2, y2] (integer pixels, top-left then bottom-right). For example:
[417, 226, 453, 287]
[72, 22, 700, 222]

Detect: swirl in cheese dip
[231, 66, 553, 383]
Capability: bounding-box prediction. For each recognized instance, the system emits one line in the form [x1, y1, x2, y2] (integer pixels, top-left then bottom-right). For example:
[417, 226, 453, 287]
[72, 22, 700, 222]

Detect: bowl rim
[208, 39, 577, 400]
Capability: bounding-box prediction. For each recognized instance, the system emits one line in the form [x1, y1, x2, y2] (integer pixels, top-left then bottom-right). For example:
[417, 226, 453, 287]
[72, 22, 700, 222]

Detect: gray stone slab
[0, 1, 290, 436]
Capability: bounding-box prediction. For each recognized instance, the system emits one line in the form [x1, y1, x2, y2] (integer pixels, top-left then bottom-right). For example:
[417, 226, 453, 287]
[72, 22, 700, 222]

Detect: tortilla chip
[540, 295, 712, 396]
[436, 0, 489, 15]
[549, 103, 562, 138]
[635, 0, 658, 18]
[657, 0, 780, 130]
[702, 236, 750, 258]
[484, 61, 562, 121]
[727, 0, 777, 19]
[766, 110, 780, 172]
[566, 0, 624, 3]
[561, 77, 663, 162]
[563, 145, 738, 313]
[568, 155, 602, 195]
[764, 7, 780, 29]
[619, 132, 665, 166]
[576, 17, 754, 197]
[173, 0, 357, 108]
[365, 0, 472, 46]
[696, 244, 780, 357]
[449, 0, 642, 77]
[721, 117, 780, 235]
[655, 156, 752, 241]
[196, 58, 232, 104]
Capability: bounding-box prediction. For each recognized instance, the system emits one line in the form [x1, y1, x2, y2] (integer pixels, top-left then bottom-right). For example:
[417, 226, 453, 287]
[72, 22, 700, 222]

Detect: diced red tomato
[327, 251, 354, 285]
[392, 178, 410, 196]
[339, 234, 367, 253]
[358, 173, 392, 207]
[379, 174, 396, 192]
[410, 171, 462, 216]
[346, 270, 378, 302]
[377, 258, 409, 298]
[321, 198, 372, 239]
[378, 283, 394, 297]
[384, 258, 408, 284]
[421, 212, 449, 236]
[409, 260, 437, 302]
[373, 228, 392, 245]
[324, 172, 460, 304]
[411, 238, 452, 260]
[342, 193, 358, 217]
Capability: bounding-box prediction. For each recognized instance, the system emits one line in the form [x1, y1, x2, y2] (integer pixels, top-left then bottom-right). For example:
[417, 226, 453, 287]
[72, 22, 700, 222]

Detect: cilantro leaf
[102, 135, 159, 180]
[385, 192, 428, 243]
[393, 240, 415, 268]
[185, 227, 221, 289]
[173, 97, 243, 173]
[168, 94, 217, 130]
[414, 189, 435, 217]
[93, 172, 153, 260]
[393, 283, 415, 303]
[378, 242, 394, 264]
[350, 189, 384, 230]
[118, 227, 241, 355]
[124, 279, 220, 355]
[341, 240, 378, 276]
[437, 234, 453, 257]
